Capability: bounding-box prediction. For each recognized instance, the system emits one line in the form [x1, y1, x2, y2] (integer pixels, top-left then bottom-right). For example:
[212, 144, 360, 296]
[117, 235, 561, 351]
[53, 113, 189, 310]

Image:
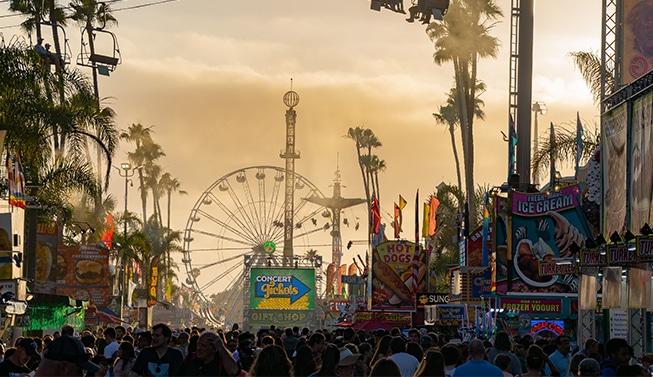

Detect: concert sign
[56, 244, 110, 306]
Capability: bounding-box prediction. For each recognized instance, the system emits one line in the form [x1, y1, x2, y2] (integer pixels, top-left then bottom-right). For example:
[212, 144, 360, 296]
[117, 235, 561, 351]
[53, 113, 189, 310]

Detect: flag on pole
[422, 201, 430, 238]
[575, 112, 584, 179]
[398, 195, 407, 233]
[101, 214, 115, 249]
[550, 122, 556, 189]
[371, 195, 381, 234]
[412, 189, 420, 294]
[393, 203, 401, 238]
[6, 151, 26, 209]
[429, 196, 439, 236]
[508, 114, 518, 181]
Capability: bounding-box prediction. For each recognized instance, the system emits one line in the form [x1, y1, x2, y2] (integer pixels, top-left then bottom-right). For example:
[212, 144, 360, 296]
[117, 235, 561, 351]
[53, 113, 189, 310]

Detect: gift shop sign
[500, 298, 562, 314]
[512, 187, 579, 216]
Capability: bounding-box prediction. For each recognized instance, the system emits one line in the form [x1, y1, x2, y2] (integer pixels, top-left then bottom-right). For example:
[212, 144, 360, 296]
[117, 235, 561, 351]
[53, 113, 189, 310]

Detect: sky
[0, 0, 603, 296]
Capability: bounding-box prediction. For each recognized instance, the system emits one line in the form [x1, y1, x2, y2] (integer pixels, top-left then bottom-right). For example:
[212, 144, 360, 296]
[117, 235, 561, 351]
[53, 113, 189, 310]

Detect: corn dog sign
[371, 241, 427, 311]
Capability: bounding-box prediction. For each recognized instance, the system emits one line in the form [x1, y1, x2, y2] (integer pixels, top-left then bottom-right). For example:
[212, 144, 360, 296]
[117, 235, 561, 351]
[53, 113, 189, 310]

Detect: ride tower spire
[281, 83, 300, 265]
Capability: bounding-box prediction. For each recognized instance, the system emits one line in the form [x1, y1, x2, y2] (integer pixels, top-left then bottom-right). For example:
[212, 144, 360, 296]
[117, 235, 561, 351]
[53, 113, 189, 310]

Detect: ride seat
[89, 53, 118, 66]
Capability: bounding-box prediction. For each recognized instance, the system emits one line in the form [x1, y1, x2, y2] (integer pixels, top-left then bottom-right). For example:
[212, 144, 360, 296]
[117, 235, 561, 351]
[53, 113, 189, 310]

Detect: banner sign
[538, 261, 577, 276]
[371, 241, 426, 311]
[494, 184, 591, 294]
[35, 223, 58, 295]
[249, 268, 315, 310]
[435, 305, 466, 321]
[606, 245, 636, 264]
[621, 0, 653, 84]
[602, 105, 628, 236]
[353, 311, 412, 325]
[248, 309, 312, 328]
[637, 237, 653, 262]
[629, 91, 653, 230]
[581, 249, 607, 266]
[466, 225, 491, 267]
[341, 275, 365, 285]
[416, 292, 450, 308]
[500, 298, 563, 314]
[56, 244, 110, 306]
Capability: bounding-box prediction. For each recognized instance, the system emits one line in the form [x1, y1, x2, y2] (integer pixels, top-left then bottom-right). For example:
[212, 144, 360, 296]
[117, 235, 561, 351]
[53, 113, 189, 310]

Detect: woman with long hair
[294, 345, 318, 377]
[249, 345, 293, 377]
[370, 336, 392, 369]
[113, 341, 137, 377]
[309, 344, 340, 377]
[369, 358, 400, 377]
[414, 349, 446, 377]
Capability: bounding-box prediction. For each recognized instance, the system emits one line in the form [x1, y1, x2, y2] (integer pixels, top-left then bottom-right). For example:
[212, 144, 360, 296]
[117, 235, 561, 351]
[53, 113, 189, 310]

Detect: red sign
[500, 298, 562, 314]
[532, 321, 564, 335]
[56, 244, 110, 306]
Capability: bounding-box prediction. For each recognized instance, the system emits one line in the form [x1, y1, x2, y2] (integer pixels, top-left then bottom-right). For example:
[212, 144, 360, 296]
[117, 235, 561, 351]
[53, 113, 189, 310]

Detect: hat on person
[338, 347, 361, 367]
[43, 335, 100, 373]
[578, 358, 601, 375]
[37, 37, 44, 41]
[448, 338, 462, 345]
[639, 353, 653, 363]
[17, 338, 38, 357]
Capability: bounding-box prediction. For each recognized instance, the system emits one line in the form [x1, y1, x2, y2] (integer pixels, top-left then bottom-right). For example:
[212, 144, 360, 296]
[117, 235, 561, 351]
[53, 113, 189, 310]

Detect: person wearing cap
[577, 339, 599, 357]
[336, 347, 361, 377]
[176, 331, 240, 376]
[130, 323, 183, 376]
[577, 358, 601, 377]
[0, 338, 37, 376]
[34, 335, 100, 377]
[34, 37, 48, 58]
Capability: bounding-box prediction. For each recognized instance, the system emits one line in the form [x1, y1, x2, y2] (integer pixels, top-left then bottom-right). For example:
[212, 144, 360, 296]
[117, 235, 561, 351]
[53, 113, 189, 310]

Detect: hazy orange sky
[1, 0, 602, 295]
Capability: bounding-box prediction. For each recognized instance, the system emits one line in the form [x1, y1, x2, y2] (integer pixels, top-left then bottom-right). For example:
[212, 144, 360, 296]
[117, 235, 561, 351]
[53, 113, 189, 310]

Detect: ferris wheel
[181, 166, 329, 310]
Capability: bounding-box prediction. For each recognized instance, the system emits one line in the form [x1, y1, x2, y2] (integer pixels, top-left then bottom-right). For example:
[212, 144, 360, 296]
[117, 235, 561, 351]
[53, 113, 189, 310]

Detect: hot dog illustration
[373, 252, 412, 303]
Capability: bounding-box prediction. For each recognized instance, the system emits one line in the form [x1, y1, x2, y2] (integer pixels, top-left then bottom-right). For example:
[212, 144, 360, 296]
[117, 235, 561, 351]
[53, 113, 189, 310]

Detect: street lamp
[114, 163, 142, 319]
[532, 101, 547, 186]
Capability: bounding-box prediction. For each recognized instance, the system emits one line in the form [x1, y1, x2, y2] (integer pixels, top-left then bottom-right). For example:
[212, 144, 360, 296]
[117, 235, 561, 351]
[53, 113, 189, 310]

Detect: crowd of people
[0, 323, 650, 377]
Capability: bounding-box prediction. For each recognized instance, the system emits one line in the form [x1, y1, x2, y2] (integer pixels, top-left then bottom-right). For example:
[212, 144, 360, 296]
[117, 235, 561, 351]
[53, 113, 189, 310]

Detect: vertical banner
[148, 256, 159, 307]
[56, 244, 110, 306]
[629, 91, 653, 230]
[621, 0, 653, 84]
[602, 104, 628, 236]
[0, 214, 13, 280]
[35, 223, 58, 294]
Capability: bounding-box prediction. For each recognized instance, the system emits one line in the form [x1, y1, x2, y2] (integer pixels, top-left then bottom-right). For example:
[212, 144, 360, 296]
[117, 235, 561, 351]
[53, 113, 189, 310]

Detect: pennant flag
[6, 151, 26, 209]
[412, 189, 420, 293]
[393, 203, 401, 238]
[399, 195, 407, 210]
[550, 122, 556, 188]
[482, 192, 490, 267]
[101, 214, 115, 249]
[429, 196, 439, 236]
[371, 195, 381, 234]
[575, 112, 584, 179]
[398, 195, 407, 233]
[422, 201, 430, 238]
[508, 114, 518, 181]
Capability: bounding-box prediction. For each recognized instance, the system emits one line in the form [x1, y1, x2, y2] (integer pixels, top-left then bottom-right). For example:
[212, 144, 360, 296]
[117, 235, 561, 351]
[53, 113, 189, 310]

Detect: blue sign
[341, 275, 364, 285]
[255, 275, 310, 304]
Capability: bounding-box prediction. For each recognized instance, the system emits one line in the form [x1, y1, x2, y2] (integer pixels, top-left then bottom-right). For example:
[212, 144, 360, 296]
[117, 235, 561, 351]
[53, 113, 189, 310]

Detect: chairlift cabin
[34, 22, 73, 65]
[77, 27, 121, 75]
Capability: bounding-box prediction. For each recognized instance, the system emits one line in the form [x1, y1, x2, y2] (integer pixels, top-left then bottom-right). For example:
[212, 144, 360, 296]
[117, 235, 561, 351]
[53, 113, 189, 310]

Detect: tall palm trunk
[448, 123, 462, 191]
[138, 170, 148, 223]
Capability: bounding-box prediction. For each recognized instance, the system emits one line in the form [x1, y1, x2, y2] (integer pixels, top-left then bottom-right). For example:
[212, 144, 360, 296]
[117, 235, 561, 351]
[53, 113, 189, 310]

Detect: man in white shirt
[388, 336, 420, 377]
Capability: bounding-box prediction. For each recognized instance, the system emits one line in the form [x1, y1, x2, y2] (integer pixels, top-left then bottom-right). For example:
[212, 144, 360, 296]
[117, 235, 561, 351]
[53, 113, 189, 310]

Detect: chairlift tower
[305, 166, 365, 295]
[280, 89, 301, 265]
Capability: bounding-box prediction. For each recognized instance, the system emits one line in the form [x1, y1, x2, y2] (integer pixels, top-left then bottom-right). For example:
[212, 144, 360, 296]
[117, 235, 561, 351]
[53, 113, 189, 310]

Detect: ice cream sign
[512, 186, 580, 216]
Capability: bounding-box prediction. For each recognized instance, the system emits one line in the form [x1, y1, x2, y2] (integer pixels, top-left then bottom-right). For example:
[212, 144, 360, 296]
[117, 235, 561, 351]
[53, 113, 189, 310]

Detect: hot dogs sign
[371, 241, 427, 311]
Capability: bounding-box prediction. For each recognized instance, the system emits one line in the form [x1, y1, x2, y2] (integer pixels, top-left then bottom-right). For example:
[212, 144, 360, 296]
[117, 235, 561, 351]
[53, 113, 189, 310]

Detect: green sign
[249, 268, 315, 310]
[263, 241, 276, 254]
[248, 309, 313, 328]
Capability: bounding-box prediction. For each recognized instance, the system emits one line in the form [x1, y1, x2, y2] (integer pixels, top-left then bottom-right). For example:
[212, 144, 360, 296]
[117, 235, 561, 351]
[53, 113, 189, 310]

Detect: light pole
[114, 162, 141, 319]
[531, 101, 547, 186]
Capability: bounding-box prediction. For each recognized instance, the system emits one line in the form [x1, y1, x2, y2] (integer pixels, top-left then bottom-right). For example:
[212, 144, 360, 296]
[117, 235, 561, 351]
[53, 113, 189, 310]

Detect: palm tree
[121, 123, 153, 222]
[346, 127, 371, 205]
[9, 0, 48, 40]
[568, 50, 613, 106]
[427, 0, 502, 228]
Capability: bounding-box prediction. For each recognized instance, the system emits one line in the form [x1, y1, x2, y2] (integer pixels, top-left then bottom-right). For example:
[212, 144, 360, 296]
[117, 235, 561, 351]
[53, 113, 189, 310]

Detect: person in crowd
[407, 329, 420, 345]
[452, 339, 503, 377]
[294, 344, 318, 377]
[368, 358, 400, 377]
[0, 338, 37, 376]
[638, 353, 653, 375]
[615, 364, 648, 377]
[370, 335, 392, 369]
[34, 335, 100, 377]
[358, 342, 373, 376]
[104, 328, 120, 361]
[62, 325, 75, 337]
[414, 349, 446, 377]
[188, 334, 199, 355]
[440, 343, 460, 377]
[249, 344, 293, 377]
[568, 353, 587, 377]
[237, 340, 255, 373]
[387, 336, 419, 377]
[494, 353, 514, 377]
[177, 331, 240, 376]
[177, 332, 190, 357]
[488, 332, 522, 377]
[135, 331, 152, 355]
[308, 332, 326, 365]
[26, 337, 42, 371]
[130, 323, 184, 376]
[513, 340, 529, 374]
[599, 338, 630, 377]
[577, 339, 599, 357]
[336, 347, 361, 377]
[418, 336, 432, 352]
[113, 341, 137, 377]
[309, 343, 340, 377]
[116, 326, 126, 342]
[545, 335, 572, 377]
[283, 328, 299, 359]
[405, 342, 423, 363]
[578, 358, 601, 377]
